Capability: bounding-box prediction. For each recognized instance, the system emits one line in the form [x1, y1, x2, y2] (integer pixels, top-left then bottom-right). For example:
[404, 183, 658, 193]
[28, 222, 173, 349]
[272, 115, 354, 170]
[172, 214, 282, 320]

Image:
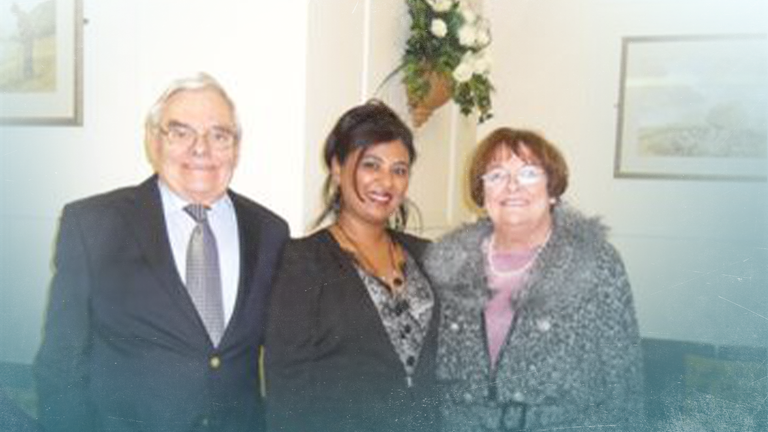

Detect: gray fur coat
[424, 205, 644, 431]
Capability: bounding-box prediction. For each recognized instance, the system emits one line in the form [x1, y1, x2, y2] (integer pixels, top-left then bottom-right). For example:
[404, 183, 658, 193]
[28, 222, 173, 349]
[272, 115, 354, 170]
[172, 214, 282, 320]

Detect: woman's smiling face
[333, 140, 411, 227]
[482, 144, 551, 233]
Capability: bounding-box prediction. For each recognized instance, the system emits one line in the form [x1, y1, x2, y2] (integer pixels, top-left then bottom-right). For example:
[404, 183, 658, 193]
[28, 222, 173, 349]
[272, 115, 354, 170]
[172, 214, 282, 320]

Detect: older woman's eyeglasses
[159, 122, 237, 151]
[481, 165, 545, 188]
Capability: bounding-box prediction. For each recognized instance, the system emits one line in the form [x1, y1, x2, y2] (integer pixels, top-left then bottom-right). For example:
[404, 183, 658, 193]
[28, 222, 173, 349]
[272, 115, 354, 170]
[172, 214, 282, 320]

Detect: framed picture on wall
[614, 35, 767, 181]
[0, 0, 83, 125]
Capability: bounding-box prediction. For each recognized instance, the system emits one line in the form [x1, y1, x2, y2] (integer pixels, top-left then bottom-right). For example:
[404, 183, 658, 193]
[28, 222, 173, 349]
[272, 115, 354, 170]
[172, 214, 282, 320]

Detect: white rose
[438, 0, 454, 12]
[460, 5, 476, 23]
[472, 52, 491, 75]
[427, 0, 454, 13]
[458, 25, 477, 47]
[452, 62, 473, 83]
[475, 28, 490, 47]
[430, 19, 448, 38]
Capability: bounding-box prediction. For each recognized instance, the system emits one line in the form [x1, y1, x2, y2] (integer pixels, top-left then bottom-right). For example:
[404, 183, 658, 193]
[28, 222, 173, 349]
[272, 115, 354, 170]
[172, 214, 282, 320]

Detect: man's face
[149, 88, 239, 205]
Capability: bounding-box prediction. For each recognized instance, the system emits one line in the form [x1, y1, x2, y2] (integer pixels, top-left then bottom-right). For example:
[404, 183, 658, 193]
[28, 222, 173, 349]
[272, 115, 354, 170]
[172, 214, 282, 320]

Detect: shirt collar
[157, 179, 232, 216]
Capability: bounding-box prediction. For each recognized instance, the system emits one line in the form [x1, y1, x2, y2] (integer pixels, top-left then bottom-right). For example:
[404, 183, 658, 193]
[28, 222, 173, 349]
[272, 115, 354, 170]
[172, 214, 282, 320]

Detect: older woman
[265, 100, 438, 432]
[425, 128, 644, 431]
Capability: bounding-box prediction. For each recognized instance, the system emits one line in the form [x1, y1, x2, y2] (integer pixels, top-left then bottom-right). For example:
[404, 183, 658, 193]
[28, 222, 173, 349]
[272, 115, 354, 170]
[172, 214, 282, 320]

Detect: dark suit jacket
[34, 176, 289, 432]
[265, 229, 439, 432]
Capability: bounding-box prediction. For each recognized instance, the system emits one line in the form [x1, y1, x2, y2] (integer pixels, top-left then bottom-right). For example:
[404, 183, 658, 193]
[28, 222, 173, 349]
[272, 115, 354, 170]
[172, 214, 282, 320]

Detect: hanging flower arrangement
[402, 0, 493, 126]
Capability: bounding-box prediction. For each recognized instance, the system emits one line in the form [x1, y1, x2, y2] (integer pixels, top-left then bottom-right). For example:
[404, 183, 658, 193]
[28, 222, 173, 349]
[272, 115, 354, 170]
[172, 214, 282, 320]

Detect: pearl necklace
[486, 229, 552, 278]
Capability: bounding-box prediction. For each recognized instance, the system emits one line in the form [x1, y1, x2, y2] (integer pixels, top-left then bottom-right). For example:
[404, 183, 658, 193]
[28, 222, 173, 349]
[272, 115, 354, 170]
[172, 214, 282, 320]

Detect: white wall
[0, 0, 309, 364]
[303, 0, 366, 230]
[482, 0, 768, 348]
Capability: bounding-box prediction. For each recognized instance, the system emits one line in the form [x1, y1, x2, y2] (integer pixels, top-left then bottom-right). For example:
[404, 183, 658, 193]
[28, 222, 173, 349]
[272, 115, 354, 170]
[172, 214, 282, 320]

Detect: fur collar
[424, 203, 609, 304]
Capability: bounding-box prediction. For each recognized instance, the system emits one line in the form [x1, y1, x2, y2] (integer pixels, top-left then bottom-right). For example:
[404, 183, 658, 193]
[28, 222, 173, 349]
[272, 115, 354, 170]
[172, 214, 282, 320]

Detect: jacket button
[200, 417, 210, 428]
[537, 319, 551, 332]
[462, 392, 474, 403]
[209, 356, 221, 370]
[512, 391, 525, 402]
[450, 322, 460, 331]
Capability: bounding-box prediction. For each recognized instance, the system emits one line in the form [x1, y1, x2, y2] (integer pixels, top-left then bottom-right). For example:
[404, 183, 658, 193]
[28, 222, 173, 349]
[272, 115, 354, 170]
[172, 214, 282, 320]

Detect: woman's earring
[332, 188, 342, 213]
[549, 197, 557, 205]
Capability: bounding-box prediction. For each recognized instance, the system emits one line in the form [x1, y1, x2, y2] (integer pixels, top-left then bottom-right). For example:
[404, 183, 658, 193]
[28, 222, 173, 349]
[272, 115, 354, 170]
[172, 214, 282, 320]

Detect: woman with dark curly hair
[265, 100, 438, 432]
[425, 127, 644, 431]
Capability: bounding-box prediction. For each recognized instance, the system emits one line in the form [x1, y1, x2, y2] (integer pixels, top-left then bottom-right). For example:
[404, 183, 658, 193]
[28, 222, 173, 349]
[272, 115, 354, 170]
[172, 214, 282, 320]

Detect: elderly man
[34, 73, 289, 432]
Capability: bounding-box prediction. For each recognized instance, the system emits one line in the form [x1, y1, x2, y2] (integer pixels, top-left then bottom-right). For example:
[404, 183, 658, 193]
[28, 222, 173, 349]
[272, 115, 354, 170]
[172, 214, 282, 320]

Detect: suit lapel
[321, 229, 404, 366]
[122, 177, 205, 334]
[219, 191, 261, 346]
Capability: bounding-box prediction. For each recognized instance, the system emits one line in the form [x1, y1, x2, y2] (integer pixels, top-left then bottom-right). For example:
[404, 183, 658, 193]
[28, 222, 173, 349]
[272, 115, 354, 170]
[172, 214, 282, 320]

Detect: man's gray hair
[144, 72, 242, 142]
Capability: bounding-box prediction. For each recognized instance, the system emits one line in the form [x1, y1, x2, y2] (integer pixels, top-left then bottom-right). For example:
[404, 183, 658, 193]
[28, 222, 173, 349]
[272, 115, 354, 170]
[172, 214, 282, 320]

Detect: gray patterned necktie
[184, 204, 225, 347]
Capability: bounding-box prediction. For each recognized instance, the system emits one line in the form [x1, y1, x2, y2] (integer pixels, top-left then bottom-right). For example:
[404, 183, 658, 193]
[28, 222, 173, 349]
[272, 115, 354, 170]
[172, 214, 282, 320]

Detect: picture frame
[614, 35, 767, 181]
[0, 0, 83, 125]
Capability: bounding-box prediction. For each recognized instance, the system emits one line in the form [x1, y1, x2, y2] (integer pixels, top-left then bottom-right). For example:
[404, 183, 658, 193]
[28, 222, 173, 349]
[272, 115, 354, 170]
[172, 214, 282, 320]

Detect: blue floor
[2, 338, 767, 431]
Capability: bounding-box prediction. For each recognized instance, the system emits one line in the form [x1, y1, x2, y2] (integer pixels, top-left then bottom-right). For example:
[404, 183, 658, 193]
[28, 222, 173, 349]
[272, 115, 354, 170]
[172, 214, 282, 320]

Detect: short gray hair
[144, 72, 242, 142]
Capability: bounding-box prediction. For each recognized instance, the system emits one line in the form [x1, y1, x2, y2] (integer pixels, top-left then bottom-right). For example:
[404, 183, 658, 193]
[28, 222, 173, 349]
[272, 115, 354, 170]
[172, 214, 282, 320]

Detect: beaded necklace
[333, 224, 405, 291]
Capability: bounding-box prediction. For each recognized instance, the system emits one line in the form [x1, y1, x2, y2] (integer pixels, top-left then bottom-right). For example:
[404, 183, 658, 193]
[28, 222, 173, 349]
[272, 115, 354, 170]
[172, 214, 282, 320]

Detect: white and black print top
[353, 250, 434, 386]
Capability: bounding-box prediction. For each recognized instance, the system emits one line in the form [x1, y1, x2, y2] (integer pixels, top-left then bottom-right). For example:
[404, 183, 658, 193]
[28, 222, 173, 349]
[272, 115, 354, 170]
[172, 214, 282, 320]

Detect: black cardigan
[265, 229, 439, 432]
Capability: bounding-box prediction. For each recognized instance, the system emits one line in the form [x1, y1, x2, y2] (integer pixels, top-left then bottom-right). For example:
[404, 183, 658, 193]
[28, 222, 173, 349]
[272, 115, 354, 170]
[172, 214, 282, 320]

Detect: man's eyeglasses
[158, 122, 238, 151]
[481, 165, 545, 188]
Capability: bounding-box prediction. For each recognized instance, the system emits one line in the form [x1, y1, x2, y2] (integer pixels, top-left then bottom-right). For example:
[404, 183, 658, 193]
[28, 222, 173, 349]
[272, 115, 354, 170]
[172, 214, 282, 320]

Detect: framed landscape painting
[615, 35, 767, 181]
[0, 0, 82, 125]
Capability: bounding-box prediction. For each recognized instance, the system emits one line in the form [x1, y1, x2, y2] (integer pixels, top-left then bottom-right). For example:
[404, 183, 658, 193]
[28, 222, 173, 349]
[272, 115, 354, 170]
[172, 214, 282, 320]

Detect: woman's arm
[590, 243, 645, 429]
[264, 240, 323, 432]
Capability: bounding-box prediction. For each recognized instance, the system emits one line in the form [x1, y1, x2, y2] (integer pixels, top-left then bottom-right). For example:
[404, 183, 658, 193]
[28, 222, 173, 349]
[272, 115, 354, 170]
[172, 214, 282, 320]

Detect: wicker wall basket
[407, 72, 453, 128]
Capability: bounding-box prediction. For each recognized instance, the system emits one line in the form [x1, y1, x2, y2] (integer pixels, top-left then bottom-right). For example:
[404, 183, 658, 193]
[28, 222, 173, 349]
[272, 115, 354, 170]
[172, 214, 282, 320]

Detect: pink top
[484, 240, 538, 370]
